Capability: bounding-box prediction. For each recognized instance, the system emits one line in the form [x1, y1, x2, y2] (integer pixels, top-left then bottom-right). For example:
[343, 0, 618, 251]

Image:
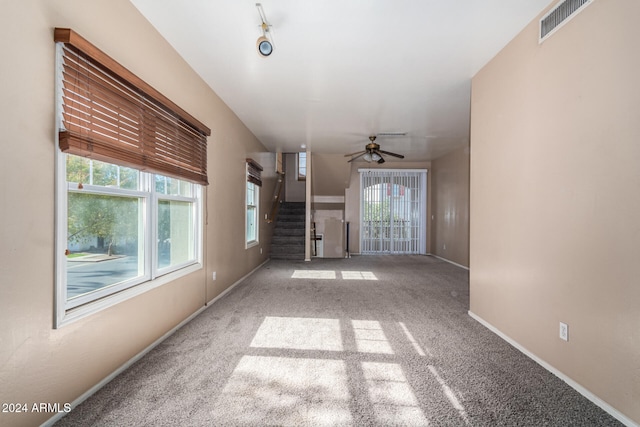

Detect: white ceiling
[130, 0, 550, 161]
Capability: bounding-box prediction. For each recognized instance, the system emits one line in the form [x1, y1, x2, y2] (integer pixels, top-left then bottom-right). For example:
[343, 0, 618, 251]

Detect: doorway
[360, 169, 427, 254]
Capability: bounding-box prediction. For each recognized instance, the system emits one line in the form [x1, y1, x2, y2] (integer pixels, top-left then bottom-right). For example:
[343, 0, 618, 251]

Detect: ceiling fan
[345, 135, 405, 164]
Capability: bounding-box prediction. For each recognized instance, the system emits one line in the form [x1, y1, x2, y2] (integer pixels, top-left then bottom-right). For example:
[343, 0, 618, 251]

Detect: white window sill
[56, 262, 203, 328]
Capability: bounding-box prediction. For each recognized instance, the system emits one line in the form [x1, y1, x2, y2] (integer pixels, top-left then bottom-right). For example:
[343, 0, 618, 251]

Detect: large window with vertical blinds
[360, 169, 427, 254]
[54, 28, 210, 327]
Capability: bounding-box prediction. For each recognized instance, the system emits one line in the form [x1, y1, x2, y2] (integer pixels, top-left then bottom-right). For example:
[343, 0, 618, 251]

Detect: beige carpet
[56, 255, 621, 426]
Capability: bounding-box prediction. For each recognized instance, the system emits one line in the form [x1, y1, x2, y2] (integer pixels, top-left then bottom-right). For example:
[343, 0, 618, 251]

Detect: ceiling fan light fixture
[346, 134, 403, 163]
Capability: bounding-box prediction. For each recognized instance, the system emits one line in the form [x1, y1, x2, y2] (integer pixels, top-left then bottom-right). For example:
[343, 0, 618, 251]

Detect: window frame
[55, 156, 203, 327]
[154, 185, 201, 275]
[297, 152, 307, 181]
[245, 180, 260, 248]
[55, 156, 203, 326]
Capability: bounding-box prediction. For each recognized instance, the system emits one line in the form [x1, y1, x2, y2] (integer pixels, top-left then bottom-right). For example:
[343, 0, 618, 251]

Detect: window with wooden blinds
[246, 158, 263, 186]
[55, 28, 211, 185]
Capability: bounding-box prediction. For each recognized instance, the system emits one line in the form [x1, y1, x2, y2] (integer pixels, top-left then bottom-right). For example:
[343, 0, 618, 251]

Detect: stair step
[271, 235, 303, 242]
[270, 202, 306, 260]
[275, 221, 305, 229]
[271, 245, 306, 255]
[270, 253, 305, 260]
[273, 229, 305, 237]
[278, 216, 304, 221]
[271, 236, 304, 247]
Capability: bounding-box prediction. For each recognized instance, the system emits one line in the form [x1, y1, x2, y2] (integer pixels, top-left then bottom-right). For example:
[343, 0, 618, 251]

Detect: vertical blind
[55, 28, 211, 185]
[360, 169, 427, 254]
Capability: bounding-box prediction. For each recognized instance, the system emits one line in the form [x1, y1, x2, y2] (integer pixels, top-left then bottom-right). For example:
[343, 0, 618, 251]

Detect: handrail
[312, 222, 317, 256]
[266, 172, 285, 223]
[345, 221, 350, 258]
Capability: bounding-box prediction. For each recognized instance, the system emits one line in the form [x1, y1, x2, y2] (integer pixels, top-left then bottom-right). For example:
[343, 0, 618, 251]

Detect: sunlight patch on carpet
[215, 355, 352, 426]
[428, 365, 470, 425]
[362, 361, 429, 425]
[341, 271, 378, 280]
[250, 316, 343, 351]
[292, 270, 336, 279]
[399, 321, 431, 357]
[352, 320, 394, 354]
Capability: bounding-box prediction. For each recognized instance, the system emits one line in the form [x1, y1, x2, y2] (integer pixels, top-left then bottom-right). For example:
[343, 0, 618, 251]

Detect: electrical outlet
[212, 271, 216, 281]
[559, 322, 568, 341]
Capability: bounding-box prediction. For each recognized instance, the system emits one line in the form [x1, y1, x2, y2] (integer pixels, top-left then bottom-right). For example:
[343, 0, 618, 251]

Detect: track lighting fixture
[256, 3, 273, 57]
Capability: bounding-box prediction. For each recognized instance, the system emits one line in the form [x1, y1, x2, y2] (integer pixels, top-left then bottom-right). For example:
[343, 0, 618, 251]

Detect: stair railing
[266, 172, 285, 223]
[312, 222, 317, 256]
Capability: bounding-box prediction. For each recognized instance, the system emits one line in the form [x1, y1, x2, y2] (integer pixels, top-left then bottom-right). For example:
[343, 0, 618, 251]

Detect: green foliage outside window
[68, 192, 140, 256]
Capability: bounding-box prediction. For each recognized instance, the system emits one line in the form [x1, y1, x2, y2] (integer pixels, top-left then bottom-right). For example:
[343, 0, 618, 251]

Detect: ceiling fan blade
[344, 150, 365, 157]
[347, 152, 367, 162]
[378, 149, 405, 159]
[377, 155, 385, 164]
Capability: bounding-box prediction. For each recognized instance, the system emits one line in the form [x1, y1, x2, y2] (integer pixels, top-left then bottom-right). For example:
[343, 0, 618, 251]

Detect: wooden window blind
[246, 158, 263, 187]
[55, 28, 211, 185]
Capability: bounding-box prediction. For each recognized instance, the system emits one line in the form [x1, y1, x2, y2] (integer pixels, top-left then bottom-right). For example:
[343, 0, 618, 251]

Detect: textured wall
[470, 0, 640, 423]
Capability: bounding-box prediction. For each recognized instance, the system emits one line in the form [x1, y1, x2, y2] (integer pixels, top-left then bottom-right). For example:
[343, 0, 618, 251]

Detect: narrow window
[298, 152, 307, 180]
[246, 159, 263, 247]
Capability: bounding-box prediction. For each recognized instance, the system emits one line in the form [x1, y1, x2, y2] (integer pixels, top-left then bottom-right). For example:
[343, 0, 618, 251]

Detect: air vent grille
[377, 132, 407, 137]
[540, 0, 592, 42]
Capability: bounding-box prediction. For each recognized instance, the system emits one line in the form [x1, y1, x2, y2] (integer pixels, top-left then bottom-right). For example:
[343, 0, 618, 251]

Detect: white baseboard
[206, 259, 269, 306]
[431, 254, 469, 270]
[468, 311, 638, 427]
[43, 259, 270, 427]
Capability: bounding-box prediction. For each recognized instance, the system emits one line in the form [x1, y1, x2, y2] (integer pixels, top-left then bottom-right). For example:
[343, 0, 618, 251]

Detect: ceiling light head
[257, 36, 273, 57]
[371, 152, 382, 162]
[256, 3, 273, 57]
[363, 153, 372, 162]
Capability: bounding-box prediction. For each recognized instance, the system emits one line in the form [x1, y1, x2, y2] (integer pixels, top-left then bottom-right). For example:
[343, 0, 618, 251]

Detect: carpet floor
[56, 255, 622, 426]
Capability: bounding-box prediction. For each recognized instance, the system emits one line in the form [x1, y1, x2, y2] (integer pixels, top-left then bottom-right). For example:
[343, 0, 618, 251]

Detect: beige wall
[345, 161, 432, 255]
[309, 154, 350, 258]
[430, 146, 470, 267]
[0, 1, 272, 426]
[284, 153, 306, 202]
[310, 153, 351, 196]
[470, 0, 640, 424]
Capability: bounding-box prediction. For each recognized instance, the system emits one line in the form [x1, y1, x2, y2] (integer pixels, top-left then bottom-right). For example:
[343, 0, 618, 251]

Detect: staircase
[270, 202, 305, 260]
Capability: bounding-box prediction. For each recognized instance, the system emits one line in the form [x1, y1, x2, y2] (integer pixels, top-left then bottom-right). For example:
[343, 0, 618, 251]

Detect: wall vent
[376, 132, 407, 137]
[539, 0, 593, 42]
